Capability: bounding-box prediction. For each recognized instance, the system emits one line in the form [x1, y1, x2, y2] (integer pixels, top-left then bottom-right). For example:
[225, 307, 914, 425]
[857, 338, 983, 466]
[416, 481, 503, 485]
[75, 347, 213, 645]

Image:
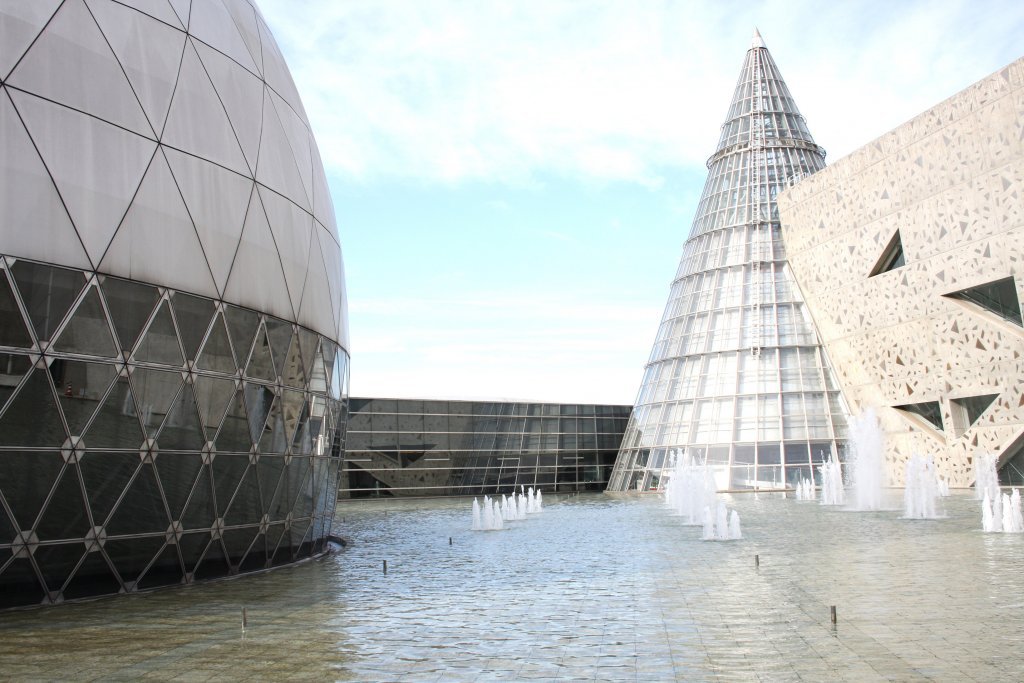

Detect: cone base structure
[607, 31, 848, 492]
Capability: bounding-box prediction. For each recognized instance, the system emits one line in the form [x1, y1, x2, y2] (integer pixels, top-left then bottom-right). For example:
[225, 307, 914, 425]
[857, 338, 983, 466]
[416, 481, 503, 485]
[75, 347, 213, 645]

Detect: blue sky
[258, 0, 1024, 404]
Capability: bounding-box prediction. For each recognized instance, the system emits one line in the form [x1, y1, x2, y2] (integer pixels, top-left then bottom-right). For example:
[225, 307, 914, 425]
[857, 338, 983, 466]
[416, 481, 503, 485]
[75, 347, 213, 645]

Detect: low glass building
[0, 0, 349, 607]
[343, 399, 630, 497]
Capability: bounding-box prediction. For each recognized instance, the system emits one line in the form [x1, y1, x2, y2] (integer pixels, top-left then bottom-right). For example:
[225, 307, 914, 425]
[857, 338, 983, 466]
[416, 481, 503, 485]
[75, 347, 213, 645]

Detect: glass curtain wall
[344, 399, 630, 497]
[607, 33, 848, 492]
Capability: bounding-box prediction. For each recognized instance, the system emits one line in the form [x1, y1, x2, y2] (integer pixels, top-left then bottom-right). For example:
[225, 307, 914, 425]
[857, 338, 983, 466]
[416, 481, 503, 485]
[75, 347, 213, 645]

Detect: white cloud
[259, 0, 1023, 186]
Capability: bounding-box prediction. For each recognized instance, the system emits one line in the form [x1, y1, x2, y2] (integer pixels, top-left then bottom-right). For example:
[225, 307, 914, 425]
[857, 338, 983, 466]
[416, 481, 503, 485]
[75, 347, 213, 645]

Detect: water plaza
[2, 473, 1024, 681]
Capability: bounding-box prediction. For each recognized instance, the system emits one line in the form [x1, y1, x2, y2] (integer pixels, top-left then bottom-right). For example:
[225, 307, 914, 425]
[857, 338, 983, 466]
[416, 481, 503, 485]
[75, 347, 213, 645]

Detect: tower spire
[607, 37, 846, 493]
[751, 27, 765, 49]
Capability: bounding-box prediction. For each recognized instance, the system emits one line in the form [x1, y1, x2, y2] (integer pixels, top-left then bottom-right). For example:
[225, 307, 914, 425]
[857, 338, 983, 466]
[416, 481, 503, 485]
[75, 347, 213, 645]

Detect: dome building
[0, 0, 349, 607]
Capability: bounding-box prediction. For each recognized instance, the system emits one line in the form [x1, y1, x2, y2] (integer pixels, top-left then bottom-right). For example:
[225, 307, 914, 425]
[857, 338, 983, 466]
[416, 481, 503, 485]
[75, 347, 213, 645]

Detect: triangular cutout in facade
[894, 401, 944, 431]
[7, 0, 153, 137]
[950, 393, 999, 435]
[944, 276, 1022, 327]
[869, 230, 906, 277]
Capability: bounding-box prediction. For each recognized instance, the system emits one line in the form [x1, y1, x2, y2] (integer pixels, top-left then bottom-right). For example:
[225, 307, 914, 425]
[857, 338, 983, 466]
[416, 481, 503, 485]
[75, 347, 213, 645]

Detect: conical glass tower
[608, 31, 848, 492]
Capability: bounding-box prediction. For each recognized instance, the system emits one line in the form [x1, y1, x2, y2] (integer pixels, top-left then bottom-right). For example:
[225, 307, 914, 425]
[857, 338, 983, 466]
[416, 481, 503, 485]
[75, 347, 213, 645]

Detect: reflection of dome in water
[0, 0, 349, 607]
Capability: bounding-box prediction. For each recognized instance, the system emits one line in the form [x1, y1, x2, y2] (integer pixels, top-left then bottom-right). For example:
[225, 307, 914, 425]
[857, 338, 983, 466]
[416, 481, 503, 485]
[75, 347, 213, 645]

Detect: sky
[257, 0, 1024, 404]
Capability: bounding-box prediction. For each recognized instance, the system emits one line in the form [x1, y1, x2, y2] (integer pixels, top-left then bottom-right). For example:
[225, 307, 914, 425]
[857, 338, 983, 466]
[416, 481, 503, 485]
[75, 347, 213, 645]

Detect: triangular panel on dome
[100, 148, 219, 299]
[130, 367, 183, 438]
[104, 462, 170, 537]
[102, 0, 184, 29]
[35, 465, 91, 541]
[258, 395, 287, 455]
[296, 327, 319, 387]
[157, 383, 206, 451]
[168, 291, 215, 361]
[83, 0, 187, 134]
[9, 259, 86, 343]
[255, 14, 308, 125]
[222, 525, 259, 567]
[316, 227, 347, 344]
[211, 452, 248, 516]
[80, 451, 140, 527]
[193, 537, 230, 580]
[280, 332, 306, 390]
[187, 0, 258, 75]
[268, 89, 313, 206]
[258, 186, 312, 317]
[82, 376, 145, 449]
[10, 91, 157, 268]
[298, 232, 338, 339]
[214, 389, 251, 452]
[264, 317, 293, 380]
[280, 389, 306, 446]
[0, 451, 63, 532]
[103, 535, 164, 589]
[221, 0, 263, 75]
[33, 543, 87, 597]
[195, 313, 237, 375]
[135, 543, 184, 590]
[224, 304, 260, 369]
[166, 0, 191, 29]
[0, 267, 33, 348]
[244, 383, 275, 444]
[99, 275, 160, 355]
[257, 457, 285, 520]
[310, 143, 336, 232]
[0, 91, 89, 270]
[0, 353, 31, 416]
[180, 466, 215, 532]
[223, 460, 260, 526]
[7, 0, 153, 137]
[245, 323, 277, 383]
[55, 360, 118, 436]
[256, 91, 311, 211]
[161, 40, 249, 176]
[0, 0, 62, 79]
[191, 39, 263, 172]
[134, 299, 185, 366]
[155, 451, 203, 521]
[194, 374, 235, 434]
[52, 285, 118, 358]
[222, 188, 293, 320]
[0, 366, 68, 447]
[61, 550, 123, 601]
[164, 148, 254, 295]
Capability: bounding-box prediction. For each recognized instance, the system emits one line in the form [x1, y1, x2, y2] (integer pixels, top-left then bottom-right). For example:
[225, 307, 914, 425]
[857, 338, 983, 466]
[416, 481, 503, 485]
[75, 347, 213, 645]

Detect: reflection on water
[2, 491, 1023, 681]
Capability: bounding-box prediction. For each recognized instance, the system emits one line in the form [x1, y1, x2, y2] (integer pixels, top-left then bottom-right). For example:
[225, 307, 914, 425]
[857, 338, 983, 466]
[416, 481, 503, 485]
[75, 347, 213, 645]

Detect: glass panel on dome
[134, 301, 184, 366]
[195, 312, 236, 374]
[53, 286, 117, 357]
[224, 304, 260, 368]
[0, 269, 32, 348]
[170, 292, 215, 361]
[10, 260, 85, 343]
[99, 275, 159, 354]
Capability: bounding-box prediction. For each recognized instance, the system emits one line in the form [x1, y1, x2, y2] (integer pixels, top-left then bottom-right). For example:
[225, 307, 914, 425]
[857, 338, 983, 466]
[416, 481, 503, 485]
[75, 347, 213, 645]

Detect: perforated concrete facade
[778, 58, 1024, 487]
